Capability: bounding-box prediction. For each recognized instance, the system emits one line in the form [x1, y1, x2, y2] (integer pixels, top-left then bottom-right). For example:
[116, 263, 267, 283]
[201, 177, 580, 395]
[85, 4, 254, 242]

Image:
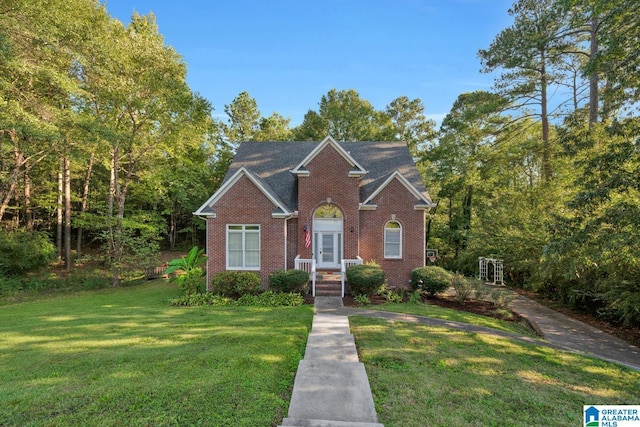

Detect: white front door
[312, 205, 343, 271]
[315, 231, 342, 270]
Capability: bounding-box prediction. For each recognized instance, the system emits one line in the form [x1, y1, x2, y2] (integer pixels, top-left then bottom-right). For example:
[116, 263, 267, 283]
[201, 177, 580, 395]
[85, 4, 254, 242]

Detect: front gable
[194, 166, 291, 218]
[360, 171, 435, 211]
[291, 136, 367, 178]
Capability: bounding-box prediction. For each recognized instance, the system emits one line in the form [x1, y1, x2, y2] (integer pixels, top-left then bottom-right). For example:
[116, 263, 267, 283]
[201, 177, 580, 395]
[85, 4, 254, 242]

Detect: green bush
[169, 292, 234, 307]
[410, 266, 452, 297]
[236, 291, 304, 307]
[210, 271, 261, 298]
[353, 294, 370, 307]
[169, 290, 303, 307]
[269, 269, 309, 294]
[346, 264, 386, 296]
[451, 273, 472, 303]
[0, 231, 56, 276]
[164, 246, 206, 296]
[383, 287, 405, 303]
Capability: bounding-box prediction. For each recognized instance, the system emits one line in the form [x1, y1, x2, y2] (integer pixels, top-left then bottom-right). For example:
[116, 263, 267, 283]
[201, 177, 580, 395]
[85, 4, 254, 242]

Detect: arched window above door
[313, 204, 343, 219]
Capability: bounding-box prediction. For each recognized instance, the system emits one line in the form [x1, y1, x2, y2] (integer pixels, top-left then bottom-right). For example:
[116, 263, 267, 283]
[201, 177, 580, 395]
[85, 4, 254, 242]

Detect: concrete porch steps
[314, 280, 342, 297]
[314, 272, 343, 297]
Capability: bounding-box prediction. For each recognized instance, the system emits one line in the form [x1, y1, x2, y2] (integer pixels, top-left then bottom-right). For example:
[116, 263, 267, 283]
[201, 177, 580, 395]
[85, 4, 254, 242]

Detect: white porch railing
[341, 257, 363, 298]
[294, 256, 317, 296]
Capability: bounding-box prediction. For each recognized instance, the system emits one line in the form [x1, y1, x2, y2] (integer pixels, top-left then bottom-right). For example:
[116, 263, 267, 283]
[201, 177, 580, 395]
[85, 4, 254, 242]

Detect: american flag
[303, 222, 311, 248]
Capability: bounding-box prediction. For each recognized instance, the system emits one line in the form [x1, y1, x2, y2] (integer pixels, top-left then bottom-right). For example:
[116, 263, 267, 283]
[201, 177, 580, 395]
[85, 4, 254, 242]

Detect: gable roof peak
[290, 135, 367, 176]
[194, 166, 291, 218]
[361, 169, 436, 210]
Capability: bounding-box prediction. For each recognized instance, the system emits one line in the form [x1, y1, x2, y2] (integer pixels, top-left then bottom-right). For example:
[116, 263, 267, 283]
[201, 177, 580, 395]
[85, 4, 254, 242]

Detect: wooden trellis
[478, 257, 504, 285]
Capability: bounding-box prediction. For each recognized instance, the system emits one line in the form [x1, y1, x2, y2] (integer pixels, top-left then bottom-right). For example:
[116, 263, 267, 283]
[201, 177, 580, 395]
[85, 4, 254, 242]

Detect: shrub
[236, 291, 304, 307]
[353, 294, 370, 307]
[346, 263, 386, 296]
[269, 269, 309, 294]
[164, 247, 207, 296]
[490, 288, 513, 309]
[169, 290, 303, 307]
[451, 273, 472, 303]
[210, 271, 261, 298]
[409, 290, 422, 304]
[473, 280, 490, 300]
[383, 287, 404, 303]
[410, 266, 452, 297]
[169, 292, 234, 307]
[0, 231, 56, 276]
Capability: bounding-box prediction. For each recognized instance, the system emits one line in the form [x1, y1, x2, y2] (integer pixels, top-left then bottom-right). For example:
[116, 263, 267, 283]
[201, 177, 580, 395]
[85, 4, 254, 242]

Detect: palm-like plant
[164, 246, 207, 296]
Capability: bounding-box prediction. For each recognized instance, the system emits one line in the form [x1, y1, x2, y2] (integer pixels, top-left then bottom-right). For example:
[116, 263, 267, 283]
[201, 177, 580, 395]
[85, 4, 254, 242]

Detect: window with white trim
[384, 221, 402, 259]
[226, 225, 260, 270]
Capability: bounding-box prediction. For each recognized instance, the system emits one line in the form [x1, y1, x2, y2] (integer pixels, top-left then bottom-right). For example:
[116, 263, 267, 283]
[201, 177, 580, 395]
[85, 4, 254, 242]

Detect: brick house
[194, 136, 435, 296]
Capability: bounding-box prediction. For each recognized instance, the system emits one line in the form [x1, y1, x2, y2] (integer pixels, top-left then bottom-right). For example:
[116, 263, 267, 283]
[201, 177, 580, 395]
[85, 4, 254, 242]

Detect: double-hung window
[384, 221, 402, 259]
[227, 225, 260, 270]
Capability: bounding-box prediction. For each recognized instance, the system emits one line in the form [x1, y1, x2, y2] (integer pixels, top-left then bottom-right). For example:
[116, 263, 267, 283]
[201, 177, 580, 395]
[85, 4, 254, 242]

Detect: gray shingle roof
[221, 140, 432, 212]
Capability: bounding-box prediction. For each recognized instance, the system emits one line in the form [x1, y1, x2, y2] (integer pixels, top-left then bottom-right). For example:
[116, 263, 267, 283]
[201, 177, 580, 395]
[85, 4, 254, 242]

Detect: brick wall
[297, 144, 361, 259]
[359, 178, 426, 289]
[286, 217, 299, 269]
[205, 175, 286, 288]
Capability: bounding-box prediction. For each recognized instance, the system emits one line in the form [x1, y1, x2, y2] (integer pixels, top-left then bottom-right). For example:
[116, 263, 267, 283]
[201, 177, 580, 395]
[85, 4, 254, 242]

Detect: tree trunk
[589, 16, 600, 127]
[169, 207, 176, 250]
[0, 132, 24, 223]
[23, 158, 33, 231]
[109, 145, 120, 286]
[461, 185, 473, 250]
[64, 154, 72, 271]
[76, 152, 94, 261]
[57, 157, 63, 260]
[540, 51, 552, 183]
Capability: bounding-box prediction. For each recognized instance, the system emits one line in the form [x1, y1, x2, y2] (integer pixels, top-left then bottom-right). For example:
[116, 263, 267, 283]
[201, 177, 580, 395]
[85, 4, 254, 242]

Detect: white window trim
[226, 224, 260, 270]
[384, 221, 402, 259]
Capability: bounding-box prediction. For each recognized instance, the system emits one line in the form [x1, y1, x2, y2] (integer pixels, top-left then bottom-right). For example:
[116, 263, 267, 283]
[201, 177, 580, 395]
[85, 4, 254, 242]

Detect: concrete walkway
[279, 297, 383, 427]
[280, 289, 640, 426]
[331, 289, 640, 372]
[509, 292, 640, 371]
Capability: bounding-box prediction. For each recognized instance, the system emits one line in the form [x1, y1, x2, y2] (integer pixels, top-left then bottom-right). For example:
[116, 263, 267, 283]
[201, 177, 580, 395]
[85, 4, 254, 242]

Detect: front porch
[294, 256, 363, 298]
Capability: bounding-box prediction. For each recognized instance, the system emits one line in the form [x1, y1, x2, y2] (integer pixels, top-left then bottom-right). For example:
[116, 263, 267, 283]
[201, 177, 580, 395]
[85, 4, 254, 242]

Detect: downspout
[284, 211, 298, 270]
[284, 215, 289, 270]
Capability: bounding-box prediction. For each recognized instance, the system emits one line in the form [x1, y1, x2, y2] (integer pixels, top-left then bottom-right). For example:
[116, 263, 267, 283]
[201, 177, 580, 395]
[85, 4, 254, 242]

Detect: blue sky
[102, 0, 514, 127]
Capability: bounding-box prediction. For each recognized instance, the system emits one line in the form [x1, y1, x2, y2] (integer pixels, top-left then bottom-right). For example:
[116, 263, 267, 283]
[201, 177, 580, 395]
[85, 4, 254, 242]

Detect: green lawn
[362, 302, 536, 336]
[0, 282, 313, 426]
[4, 283, 638, 427]
[350, 316, 640, 427]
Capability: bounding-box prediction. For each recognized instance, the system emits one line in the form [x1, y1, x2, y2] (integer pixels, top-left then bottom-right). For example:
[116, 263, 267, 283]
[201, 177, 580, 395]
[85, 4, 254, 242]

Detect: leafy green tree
[293, 110, 327, 141]
[428, 92, 508, 259]
[479, 0, 573, 182]
[294, 89, 383, 141]
[80, 12, 199, 284]
[384, 96, 437, 158]
[256, 112, 293, 141]
[538, 118, 640, 326]
[318, 89, 380, 141]
[582, 0, 640, 119]
[222, 91, 261, 143]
